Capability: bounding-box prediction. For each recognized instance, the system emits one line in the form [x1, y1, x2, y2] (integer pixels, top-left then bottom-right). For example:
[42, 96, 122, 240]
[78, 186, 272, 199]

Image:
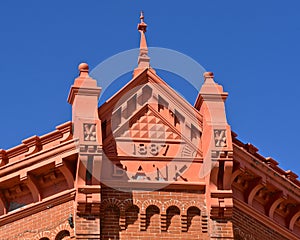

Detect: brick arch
[52, 222, 74, 240]
[122, 198, 142, 211]
[186, 206, 201, 232]
[166, 205, 181, 232]
[54, 230, 70, 240]
[119, 199, 141, 231]
[142, 199, 162, 212]
[145, 204, 161, 232]
[33, 231, 52, 240]
[162, 199, 182, 213]
[101, 198, 123, 211]
[182, 200, 206, 215]
[186, 205, 201, 212]
[125, 204, 140, 230]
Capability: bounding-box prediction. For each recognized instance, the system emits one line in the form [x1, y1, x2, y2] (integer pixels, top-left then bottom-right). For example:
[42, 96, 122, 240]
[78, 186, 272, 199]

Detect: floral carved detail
[214, 129, 227, 147]
[83, 123, 96, 141]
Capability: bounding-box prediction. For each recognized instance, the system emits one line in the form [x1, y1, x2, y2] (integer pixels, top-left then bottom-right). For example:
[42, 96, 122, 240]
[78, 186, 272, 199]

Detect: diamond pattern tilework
[121, 108, 180, 140]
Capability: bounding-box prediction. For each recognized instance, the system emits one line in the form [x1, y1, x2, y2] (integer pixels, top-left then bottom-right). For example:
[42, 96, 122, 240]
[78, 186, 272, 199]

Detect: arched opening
[55, 230, 70, 240]
[187, 206, 201, 232]
[39, 238, 50, 240]
[125, 205, 139, 230]
[101, 206, 120, 240]
[146, 205, 160, 232]
[166, 206, 180, 233]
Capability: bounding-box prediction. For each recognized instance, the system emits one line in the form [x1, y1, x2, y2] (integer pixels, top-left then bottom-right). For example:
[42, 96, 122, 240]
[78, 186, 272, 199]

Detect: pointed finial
[140, 11, 144, 23]
[138, 11, 147, 32]
[133, 11, 150, 77]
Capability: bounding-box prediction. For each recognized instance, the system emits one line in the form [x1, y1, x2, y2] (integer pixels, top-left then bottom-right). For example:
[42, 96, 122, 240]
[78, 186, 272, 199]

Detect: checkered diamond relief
[122, 109, 180, 140]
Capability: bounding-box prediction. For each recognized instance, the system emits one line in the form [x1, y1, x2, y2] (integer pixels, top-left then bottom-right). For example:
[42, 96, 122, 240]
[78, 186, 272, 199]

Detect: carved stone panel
[214, 129, 227, 147]
[83, 123, 97, 141]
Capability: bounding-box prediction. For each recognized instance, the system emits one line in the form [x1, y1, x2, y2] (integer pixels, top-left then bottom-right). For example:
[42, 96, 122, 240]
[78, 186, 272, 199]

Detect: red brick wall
[75, 214, 101, 240]
[100, 186, 210, 240]
[210, 220, 234, 239]
[232, 206, 288, 240]
[0, 200, 74, 240]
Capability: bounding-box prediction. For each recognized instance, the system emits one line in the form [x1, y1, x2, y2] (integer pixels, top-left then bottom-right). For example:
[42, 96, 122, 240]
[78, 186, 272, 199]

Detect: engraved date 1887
[132, 143, 169, 156]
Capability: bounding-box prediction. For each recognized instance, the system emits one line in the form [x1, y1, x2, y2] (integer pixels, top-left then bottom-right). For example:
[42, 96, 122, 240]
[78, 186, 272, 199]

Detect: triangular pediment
[99, 69, 203, 158]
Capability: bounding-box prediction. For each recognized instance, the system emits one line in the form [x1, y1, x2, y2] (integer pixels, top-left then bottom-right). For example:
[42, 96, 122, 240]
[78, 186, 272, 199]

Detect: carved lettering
[119, 164, 188, 182]
[113, 163, 126, 177]
[132, 166, 150, 180]
[173, 165, 188, 181]
[156, 166, 168, 181]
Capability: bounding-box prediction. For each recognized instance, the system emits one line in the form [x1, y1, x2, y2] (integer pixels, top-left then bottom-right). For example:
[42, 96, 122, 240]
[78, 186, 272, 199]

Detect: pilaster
[68, 63, 102, 239]
[195, 72, 234, 238]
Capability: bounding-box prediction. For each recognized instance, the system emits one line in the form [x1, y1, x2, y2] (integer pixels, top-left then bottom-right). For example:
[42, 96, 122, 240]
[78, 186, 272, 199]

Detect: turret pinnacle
[134, 11, 150, 76]
[138, 11, 148, 50]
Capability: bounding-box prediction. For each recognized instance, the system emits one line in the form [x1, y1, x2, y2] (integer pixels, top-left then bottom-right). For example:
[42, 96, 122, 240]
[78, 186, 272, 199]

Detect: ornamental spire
[135, 11, 150, 74]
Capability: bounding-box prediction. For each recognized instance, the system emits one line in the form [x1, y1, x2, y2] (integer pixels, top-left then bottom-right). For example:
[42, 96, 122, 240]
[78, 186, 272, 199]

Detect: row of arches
[100, 197, 206, 215]
[101, 204, 208, 234]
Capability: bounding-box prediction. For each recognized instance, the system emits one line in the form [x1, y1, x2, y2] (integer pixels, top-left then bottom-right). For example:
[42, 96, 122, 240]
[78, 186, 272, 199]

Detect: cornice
[232, 134, 299, 186]
[232, 142, 300, 201]
[232, 137, 300, 237]
[0, 139, 78, 180]
[234, 198, 299, 240]
[0, 189, 76, 227]
[1, 121, 73, 165]
[67, 85, 101, 104]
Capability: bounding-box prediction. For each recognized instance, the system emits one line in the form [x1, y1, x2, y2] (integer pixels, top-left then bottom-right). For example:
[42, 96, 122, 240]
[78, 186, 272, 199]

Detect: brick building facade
[0, 13, 299, 240]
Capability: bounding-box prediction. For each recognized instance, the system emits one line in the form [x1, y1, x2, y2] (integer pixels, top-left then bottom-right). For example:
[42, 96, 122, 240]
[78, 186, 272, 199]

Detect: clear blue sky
[0, 1, 299, 175]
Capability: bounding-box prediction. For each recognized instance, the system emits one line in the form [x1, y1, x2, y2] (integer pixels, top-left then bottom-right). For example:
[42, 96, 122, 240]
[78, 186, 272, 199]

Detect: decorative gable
[99, 71, 203, 160]
[97, 68, 208, 191]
